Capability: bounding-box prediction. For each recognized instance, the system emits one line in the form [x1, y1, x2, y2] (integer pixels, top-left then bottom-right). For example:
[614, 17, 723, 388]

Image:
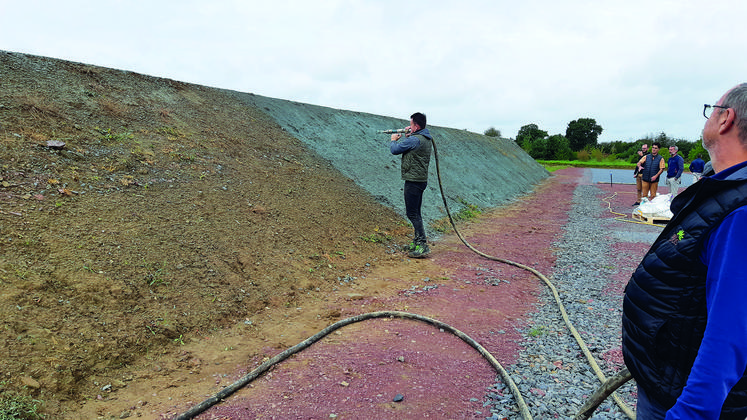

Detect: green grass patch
[0, 392, 45, 420]
[538, 159, 635, 169]
[453, 198, 481, 221]
[528, 325, 548, 337]
[359, 231, 392, 243]
[431, 198, 482, 233]
[96, 127, 134, 142]
[542, 164, 570, 172]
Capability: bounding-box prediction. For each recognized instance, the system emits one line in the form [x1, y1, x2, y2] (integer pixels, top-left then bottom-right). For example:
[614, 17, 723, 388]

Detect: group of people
[633, 142, 706, 205]
[390, 83, 747, 419]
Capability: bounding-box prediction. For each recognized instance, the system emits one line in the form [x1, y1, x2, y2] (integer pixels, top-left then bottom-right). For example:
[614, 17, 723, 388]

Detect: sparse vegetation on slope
[0, 51, 410, 417]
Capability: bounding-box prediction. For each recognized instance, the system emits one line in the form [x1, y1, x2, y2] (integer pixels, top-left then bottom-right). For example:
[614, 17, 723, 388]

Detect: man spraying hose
[389, 112, 433, 258]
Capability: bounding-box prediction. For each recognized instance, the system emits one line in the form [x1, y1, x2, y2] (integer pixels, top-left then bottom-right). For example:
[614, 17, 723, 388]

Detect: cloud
[2, 0, 746, 142]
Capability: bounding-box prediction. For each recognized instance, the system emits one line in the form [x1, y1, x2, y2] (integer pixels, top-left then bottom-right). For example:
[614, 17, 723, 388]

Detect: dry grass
[98, 97, 128, 117]
[15, 95, 63, 120]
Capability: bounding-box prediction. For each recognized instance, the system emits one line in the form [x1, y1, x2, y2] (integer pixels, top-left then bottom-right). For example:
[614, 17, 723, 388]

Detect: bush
[483, 127, 501, 137]
[687, 139, 709, 162]
[547, 134, 574, 160]
[591, 148, 605, 161]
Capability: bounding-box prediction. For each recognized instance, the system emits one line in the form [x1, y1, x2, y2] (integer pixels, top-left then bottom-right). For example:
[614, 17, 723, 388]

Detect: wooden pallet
[632, 212, 670, 224]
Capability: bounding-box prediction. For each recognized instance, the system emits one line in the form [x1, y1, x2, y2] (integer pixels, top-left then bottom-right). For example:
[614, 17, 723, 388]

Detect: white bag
[634, 193, 674, 220]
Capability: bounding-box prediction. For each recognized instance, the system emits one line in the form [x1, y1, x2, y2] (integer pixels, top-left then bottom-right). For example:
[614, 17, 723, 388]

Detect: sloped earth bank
[150, 167, 657, 420]
[1, 51, 546, 420]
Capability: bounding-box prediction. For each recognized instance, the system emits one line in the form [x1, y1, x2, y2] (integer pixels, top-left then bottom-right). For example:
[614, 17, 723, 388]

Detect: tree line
[483, 119, 708, 163]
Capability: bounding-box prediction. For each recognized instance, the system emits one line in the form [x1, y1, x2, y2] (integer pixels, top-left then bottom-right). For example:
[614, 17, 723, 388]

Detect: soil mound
[0, 50, 546, 418]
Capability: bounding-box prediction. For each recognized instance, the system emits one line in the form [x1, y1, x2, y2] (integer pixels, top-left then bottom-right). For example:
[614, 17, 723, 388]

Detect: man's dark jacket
[622, 176, 747, 417]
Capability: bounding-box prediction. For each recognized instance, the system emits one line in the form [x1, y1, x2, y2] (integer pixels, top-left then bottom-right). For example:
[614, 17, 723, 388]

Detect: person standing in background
[690, 154, 706, 182]
[666, 145, 685, 198]
[633, 143, 649, 205]
[638, 142, 665, 201]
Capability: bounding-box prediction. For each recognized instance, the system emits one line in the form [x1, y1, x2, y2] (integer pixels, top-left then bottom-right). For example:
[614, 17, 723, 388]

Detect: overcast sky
[1, 0, 744, 143]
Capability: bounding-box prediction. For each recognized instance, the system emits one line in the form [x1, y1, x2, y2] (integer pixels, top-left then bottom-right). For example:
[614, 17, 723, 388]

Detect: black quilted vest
[640, 153, 664, 182]
[622, 176, 747, 417]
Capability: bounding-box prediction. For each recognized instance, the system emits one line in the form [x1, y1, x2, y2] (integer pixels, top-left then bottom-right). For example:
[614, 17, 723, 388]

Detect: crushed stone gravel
[482, 183, 647, 419]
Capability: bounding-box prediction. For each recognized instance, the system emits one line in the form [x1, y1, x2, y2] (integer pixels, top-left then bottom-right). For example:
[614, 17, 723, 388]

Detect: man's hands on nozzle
[391, 127, 410, 141]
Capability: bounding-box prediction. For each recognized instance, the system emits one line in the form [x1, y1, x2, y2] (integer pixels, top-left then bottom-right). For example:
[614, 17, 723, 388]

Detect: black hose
[429, 139, 634, 418]
[574, 368, 633, 420]
[173, 311, 532, 420]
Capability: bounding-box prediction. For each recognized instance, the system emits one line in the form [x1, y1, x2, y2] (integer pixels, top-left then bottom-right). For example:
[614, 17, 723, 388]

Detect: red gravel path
[174, 168, 651, 419]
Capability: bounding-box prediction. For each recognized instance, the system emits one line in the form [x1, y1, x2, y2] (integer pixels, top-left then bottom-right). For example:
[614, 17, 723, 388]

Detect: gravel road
[482, 181, 662, 419]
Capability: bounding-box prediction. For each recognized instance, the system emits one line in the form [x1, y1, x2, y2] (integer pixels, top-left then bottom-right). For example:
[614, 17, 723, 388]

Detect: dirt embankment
[0, 50, 549, 419]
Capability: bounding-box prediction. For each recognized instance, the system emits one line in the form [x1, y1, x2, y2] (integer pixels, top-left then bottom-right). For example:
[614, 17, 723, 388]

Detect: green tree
[547, 134, 574, 160]
[673, 139, 695, 160]
[566, 118, 603, 151]
[644, 132, 698, 161]
[483, 127, 501, 137]
[654, 131, 669, 144]
[521, 134, 572, 160]
[516, 124, 548, 149]
[687, 138, 710, 162]
[526, 137, 550, 159]
[626, 143, 645, 163]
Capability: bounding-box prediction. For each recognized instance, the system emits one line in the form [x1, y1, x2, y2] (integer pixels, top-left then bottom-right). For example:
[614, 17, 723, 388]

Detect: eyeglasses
[704, 104, 729, 119]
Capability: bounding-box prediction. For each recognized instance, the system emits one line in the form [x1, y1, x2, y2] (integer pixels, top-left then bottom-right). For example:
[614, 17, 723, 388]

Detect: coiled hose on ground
[174, 138, 634, 420]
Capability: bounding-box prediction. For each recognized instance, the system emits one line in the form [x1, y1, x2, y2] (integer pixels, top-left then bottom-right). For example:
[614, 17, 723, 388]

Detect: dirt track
[157, 169, 580, 419]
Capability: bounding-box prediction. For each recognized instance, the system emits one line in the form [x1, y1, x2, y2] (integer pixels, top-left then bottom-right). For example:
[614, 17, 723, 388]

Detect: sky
[1, 0, 745, 143]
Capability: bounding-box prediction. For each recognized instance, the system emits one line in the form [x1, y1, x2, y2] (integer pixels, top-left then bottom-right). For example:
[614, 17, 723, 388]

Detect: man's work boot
[408, 243, 430, 258]
[404, 234, 425, 252]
